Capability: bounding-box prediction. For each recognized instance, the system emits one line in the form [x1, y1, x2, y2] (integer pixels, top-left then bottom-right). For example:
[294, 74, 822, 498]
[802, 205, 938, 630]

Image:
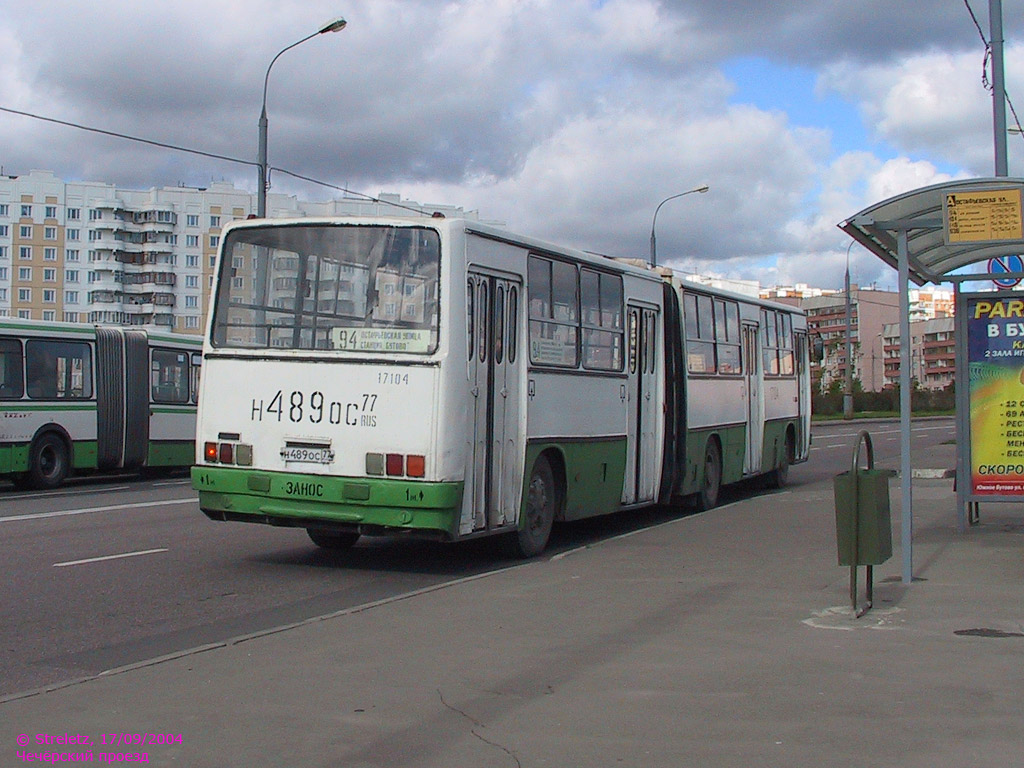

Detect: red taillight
[205, 442, 218, 462]
[386, 453, 404, 476]
[406, 455, 425, 478]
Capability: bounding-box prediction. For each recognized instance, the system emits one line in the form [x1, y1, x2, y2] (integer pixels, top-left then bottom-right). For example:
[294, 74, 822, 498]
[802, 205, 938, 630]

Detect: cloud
[1, 0, 1019, 293]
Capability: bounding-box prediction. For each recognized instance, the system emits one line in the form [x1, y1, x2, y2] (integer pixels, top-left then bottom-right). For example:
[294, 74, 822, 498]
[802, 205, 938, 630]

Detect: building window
[0, 225, 8, 237]
[0, 204, 8, 216]
[18, 288, 31, 302]
[42, 310, 56, 321]
[44, 226, 57, 239]
[43, 290, 56, 303]
[67, 208, 80, 220]
[210, 235, 220, 249]
[21, 205, 32, 217]
[210, 215, 220, 228]
[66, 249, 79, 261]
[185, 275, 199, 288]
[44, 248, 57, 261]
[20, 225, 32, 238]
[17, 309, 30, 319]
[89, 209, 101, 221]
[187, 214, 199, 227]
[65, 291, 79, 304]
[18, 267, 31, 281]
[0, 247, 7, 260]
[19, 246, 31, 260]
[185, 295, 199, 308]
[45, 206, 57, 219]
[66, 229, 79, 241]
[65, 270, 79, 282]
[63, 312, 79, 322]
[185, 316, 200, 329]
[186, 234, 199, 248]
[186, 254, 199, 268]
[43, 268, 56, 282]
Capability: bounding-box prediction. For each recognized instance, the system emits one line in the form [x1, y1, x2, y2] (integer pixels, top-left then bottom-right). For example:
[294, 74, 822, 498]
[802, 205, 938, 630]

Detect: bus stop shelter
[839, 177, 1024, 584]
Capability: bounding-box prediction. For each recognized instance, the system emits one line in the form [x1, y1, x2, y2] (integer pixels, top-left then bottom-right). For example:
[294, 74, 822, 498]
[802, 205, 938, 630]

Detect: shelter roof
[838, 177, 1024, 285]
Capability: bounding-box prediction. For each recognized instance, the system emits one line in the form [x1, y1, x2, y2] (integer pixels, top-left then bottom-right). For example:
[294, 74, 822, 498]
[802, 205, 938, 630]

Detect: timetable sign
[945, 188, 1024, 244]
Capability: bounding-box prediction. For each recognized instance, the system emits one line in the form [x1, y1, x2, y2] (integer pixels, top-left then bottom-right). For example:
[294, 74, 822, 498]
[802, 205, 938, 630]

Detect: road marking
[54, 548, 169, 568]
[2, 485, 132, 501]
[0, 497, 196, 523]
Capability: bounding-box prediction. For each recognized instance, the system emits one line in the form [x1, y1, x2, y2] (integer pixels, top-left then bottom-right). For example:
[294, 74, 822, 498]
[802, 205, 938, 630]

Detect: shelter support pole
[954, 281, 969, 533]
[898, 229, 913, 585]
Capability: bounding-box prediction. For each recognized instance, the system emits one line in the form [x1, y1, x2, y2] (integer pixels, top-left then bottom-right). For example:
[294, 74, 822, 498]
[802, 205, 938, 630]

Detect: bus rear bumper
[191, 466, 464, 541]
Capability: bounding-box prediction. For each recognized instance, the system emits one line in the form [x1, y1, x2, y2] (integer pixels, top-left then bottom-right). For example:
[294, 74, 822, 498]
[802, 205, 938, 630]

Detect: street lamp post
[649, 185, 709, 267]
[257, 17, 347, 218]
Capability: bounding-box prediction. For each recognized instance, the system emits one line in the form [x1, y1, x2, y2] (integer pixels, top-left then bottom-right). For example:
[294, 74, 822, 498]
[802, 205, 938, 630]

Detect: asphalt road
[0, 417, 955, 698]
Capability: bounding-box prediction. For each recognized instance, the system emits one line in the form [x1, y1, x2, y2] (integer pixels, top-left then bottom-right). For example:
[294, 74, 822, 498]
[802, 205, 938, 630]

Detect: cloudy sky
[2, 0, 1023, 290]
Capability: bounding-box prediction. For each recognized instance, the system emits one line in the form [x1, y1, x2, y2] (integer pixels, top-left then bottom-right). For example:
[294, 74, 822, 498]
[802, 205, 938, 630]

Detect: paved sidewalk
[2, 464, 1023, 767]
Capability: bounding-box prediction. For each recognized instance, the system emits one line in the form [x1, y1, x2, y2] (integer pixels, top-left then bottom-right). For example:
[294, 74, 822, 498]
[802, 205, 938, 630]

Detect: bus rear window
[211, 224, 440, 354]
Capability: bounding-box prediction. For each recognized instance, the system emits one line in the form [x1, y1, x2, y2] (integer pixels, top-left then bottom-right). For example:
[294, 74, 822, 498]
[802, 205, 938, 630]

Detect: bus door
[742, 322, 763, 475]
[467, 272, 523, 531]
[623, 305, 659, 505]
[795, 331, 809, 460]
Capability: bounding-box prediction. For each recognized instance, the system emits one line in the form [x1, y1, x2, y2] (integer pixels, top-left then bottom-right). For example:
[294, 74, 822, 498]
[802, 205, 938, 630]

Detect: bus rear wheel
[307, 529, 360, 550]
[509, 455, 556, 558]
[767, 433, 794, 489]
[696, 439, 721, 511]
[26, 432, 70, 490]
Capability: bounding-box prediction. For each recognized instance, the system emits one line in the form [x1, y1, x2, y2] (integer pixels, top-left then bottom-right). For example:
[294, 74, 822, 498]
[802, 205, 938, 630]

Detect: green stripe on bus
[525, 437, 627, 521]
[191, 466, 464, 537]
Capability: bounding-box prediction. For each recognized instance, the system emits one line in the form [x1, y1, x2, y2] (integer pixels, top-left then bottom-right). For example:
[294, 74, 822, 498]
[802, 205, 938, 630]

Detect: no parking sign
[989, 255, 1024, 289]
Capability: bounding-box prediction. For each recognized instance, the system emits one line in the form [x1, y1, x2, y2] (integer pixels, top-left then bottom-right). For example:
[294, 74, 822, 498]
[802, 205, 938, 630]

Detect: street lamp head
[319, 17, 348, 34]
[694, 185, 709, 194]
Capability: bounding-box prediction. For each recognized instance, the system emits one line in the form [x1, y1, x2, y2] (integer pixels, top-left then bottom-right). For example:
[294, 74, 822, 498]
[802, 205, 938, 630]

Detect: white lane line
[54, 548, 169, 568]
[0, 497, 196, 523]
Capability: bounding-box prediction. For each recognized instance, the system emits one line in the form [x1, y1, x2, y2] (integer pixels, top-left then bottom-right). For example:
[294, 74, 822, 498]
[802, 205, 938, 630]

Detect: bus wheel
[27, 432, 70, 490]
[696, 439, 721, 511]
[767, 433, 794, 489]
[307, 529, 360, 549]
[510, 455, 556, 558]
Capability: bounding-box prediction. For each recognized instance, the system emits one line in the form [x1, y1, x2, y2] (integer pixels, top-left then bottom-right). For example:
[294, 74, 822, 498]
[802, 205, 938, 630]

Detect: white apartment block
[0, 170, 480, 335]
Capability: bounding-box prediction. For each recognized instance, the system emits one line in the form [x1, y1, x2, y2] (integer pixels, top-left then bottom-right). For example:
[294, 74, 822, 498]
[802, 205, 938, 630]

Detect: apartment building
[0, 170, 478, 334]
[881, 316, 956, 391]
[801, 288, 900, 392]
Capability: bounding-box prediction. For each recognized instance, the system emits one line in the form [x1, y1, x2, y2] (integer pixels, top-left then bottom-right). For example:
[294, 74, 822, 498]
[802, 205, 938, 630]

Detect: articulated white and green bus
[0, 319, 201, 489]
[192, 217, 810, 556]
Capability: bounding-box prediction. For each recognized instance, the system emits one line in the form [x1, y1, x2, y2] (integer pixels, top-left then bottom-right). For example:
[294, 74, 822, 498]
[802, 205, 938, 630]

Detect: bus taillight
[365, 452, 425, 478]
[204, 442, 219, 462]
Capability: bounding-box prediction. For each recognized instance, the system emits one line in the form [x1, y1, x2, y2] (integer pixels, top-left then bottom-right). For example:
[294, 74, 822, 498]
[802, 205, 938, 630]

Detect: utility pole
[991, 0, 1008, 176]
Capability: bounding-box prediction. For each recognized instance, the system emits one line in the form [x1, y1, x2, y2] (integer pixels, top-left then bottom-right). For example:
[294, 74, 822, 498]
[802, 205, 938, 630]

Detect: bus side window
[0, 339, 24, 399]
[151, 348, 191, 404]
[494, 284, 505, 364]
[190, 353, 202, 404]
[478, 280, 488, 363]
[26, 340, 92, 400]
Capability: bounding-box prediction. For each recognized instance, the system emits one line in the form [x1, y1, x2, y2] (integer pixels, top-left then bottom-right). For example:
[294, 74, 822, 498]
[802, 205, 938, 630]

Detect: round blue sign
[989, 255, 1024, 289]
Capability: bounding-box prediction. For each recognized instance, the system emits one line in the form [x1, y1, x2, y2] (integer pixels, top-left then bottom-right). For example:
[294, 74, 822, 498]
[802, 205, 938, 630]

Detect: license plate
[280, 446, 334, 464]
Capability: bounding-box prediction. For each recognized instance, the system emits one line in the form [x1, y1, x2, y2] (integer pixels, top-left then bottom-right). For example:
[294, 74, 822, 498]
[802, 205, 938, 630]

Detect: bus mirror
[811, 336, 824, 362]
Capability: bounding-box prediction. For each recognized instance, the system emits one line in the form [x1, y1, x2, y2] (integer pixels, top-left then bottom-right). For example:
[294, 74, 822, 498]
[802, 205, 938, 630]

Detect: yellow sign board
[945, 188, 1024, 244]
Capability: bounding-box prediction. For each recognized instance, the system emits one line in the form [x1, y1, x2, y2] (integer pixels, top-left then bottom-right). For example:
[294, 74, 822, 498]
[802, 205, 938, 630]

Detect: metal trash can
[833, 467, 892, 566]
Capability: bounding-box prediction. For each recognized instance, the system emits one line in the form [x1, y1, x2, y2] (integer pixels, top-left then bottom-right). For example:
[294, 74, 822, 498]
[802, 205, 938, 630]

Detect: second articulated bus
[192, 217, 810, 556]
[0, 319, 201, 489]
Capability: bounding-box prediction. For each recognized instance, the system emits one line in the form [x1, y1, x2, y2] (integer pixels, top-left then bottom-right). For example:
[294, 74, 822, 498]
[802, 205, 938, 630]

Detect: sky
[2, 0, 1024, 291]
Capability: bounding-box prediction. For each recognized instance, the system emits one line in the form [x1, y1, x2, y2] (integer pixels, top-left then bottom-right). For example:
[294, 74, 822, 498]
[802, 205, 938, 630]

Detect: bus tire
[696, 438, 721, 511]
[307, 529, 360, 549]
[27, 432, 70, 490]
[767, 432, 794, 489]
[509, 455, 556, 558]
